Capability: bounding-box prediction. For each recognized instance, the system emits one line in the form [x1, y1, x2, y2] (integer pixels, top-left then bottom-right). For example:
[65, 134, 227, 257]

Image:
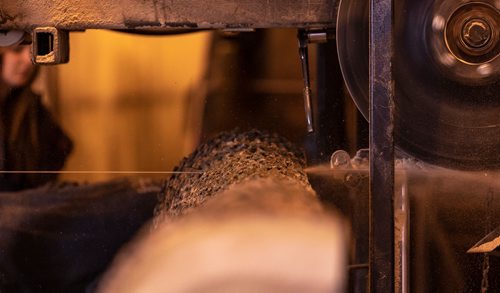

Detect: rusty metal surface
[368, 0, 395, 292]
[0, 0, 337, 30]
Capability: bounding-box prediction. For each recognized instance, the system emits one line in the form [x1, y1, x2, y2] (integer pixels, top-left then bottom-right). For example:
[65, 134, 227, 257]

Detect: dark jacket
[0, 81, 73, 191]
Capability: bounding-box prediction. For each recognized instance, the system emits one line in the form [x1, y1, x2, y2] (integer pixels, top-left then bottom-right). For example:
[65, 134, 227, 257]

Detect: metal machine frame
[0, 0, 396, 292]
[0, 1, 337, 30]
[368, 0, 394, 292]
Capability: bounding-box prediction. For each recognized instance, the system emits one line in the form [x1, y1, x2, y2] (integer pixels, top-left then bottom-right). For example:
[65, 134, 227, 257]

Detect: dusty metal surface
[368, 0, 395, 292]
[0, 0, 337, 30]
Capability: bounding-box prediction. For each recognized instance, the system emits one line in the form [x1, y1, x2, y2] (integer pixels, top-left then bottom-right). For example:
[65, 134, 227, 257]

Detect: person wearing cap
[0, 43, 73, 191]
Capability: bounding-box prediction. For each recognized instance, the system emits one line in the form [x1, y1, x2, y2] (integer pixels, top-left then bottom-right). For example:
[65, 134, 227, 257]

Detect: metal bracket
[297, 29, 332, 134]
[32, 27, 69, 64]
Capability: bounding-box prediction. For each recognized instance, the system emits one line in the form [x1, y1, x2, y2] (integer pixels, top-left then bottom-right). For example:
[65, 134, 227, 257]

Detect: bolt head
[462, 19, 492, 48]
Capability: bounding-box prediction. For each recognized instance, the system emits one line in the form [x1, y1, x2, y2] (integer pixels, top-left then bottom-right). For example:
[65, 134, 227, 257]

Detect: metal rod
[369, 0, 395, 292]
[298, 30, 314, 133]
[349, 263, 370, 270]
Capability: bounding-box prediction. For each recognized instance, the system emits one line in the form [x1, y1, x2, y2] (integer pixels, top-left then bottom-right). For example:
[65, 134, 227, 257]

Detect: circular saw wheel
[337, 0, 500, 170]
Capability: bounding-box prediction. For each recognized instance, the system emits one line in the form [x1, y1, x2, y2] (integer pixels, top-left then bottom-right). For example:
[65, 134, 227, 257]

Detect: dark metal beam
[369, 0, 395, 292]
[0, 0, 336, 30]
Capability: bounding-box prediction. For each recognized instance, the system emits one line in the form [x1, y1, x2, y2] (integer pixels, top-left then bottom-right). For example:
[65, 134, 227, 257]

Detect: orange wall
[56, 30, 211, 182]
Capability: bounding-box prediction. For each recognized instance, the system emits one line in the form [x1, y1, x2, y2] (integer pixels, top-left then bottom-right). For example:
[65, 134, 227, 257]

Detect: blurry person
[0, 44, 72, 191]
